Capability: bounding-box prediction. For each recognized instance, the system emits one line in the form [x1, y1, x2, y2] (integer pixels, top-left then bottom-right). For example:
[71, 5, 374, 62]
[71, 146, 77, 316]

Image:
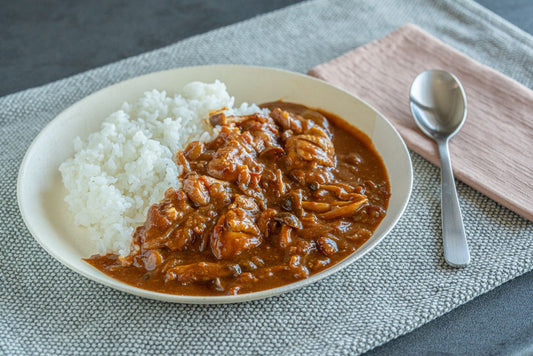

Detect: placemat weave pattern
[1, 0, 532, 354]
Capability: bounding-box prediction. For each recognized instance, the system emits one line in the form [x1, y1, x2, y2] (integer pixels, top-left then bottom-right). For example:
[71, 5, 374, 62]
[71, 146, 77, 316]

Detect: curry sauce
[86, 102, 390, 295]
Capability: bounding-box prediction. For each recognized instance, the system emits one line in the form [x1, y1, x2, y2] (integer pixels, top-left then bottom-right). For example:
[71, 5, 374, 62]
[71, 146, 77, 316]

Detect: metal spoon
[409, 70, 470, 267]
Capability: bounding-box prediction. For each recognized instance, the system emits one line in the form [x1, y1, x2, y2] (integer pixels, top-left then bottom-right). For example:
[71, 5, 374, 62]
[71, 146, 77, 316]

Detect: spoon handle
[437, 139, 470, 267]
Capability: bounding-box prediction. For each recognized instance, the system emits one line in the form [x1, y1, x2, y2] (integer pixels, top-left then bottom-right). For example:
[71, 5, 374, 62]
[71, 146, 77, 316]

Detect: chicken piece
[164, 206, 179, 221]
[141, 225, 180, 250]
[207, 128, 262, 182]
[270, 108, 304, 133]
[235, 166, 265, 203]
[238, 113, 278, 134]
[259, 146, 284, 160]
[237, 113, 277, 131]
[182, 174, 231, 207]
[231, 195, 259, 213]
[139, 185, 215, 252]
[165, 262, 241, 283]
[285, 133, 335, 168]
[237, 115, 282, 154]
[207, 140, 247, 181]
[300, 109, 332, 137]
[142, 209, 209, 252]
[135, 204, 176, 252]
[182, 175, 210, 206]
[282, 123, 335, 174]
[305, 125, 330, 139]
[259, 168, 287, 200]
[210, 112, 273, 128]
[164, 227, 194, 251]
[210, 208, 262, 259]
[249, 130, 280, 154]
[183, 141, 205, 161]
[207, 179, 233, 207]
[235, 165, 253, 188]
[176, 151, 192, 174]
[144, 204, 171, 231]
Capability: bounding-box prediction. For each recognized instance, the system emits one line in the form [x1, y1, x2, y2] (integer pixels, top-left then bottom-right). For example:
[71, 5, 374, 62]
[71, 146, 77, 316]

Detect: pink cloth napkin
[309, 24, 533, 222]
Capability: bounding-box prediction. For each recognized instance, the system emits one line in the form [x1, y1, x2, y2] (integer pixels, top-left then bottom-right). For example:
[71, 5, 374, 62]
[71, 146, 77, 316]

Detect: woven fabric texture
[1, 0, 532, 354]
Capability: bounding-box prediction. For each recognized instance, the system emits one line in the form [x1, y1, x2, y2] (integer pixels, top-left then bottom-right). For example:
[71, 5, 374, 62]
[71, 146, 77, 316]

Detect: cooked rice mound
[59, 81, 264, 256]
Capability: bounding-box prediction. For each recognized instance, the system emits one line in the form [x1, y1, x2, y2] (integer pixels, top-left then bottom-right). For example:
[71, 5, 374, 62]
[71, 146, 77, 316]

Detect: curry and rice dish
[60, 82, 390, 296]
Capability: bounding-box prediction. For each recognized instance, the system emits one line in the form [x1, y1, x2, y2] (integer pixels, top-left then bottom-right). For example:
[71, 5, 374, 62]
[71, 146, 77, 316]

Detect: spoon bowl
[410, 70, 467, 140]
[409, 69, 470, 267]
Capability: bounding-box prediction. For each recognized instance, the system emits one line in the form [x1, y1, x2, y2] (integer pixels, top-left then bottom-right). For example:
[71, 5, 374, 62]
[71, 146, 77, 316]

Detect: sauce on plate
[86, 102, 390, 295]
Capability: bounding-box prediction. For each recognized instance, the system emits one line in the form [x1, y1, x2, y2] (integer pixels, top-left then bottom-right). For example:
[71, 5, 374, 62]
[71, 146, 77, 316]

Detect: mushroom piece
[315, 235, 339, 256]
[317, 198, 369, 220]
[274, 212, 303, 229]
[279, 189, 303, 213]
[318, 184, 366, 201]
[277, 225, 293, 248]
[256, 208, 277, 237]
[301, 201, 331, 213]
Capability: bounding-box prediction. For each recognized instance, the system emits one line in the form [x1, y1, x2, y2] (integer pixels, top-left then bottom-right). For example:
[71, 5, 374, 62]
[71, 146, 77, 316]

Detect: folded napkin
[309, 24, 533, 221]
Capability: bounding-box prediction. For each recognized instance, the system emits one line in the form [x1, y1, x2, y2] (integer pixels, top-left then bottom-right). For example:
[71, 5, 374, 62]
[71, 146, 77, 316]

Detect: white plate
[17, 65, 412, 304]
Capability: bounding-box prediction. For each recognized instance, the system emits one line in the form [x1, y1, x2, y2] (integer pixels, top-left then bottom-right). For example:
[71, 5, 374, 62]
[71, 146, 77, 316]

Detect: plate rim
[17, 64, 413, 304]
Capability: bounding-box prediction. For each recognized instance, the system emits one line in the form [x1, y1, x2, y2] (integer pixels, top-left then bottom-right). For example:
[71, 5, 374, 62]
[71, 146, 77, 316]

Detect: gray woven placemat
[1, 0, 532, 354]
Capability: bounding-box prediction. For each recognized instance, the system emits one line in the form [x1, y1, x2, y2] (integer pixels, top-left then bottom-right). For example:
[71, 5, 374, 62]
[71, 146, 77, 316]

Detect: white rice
[59, 81, 265, 256]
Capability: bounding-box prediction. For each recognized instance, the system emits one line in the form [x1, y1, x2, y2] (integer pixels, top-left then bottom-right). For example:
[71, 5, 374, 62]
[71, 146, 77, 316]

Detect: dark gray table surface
[2, 0, 532, 355]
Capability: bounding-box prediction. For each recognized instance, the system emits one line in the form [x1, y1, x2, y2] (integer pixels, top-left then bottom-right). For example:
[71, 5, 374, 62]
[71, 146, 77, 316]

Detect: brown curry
[86, 102, 390, 296]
